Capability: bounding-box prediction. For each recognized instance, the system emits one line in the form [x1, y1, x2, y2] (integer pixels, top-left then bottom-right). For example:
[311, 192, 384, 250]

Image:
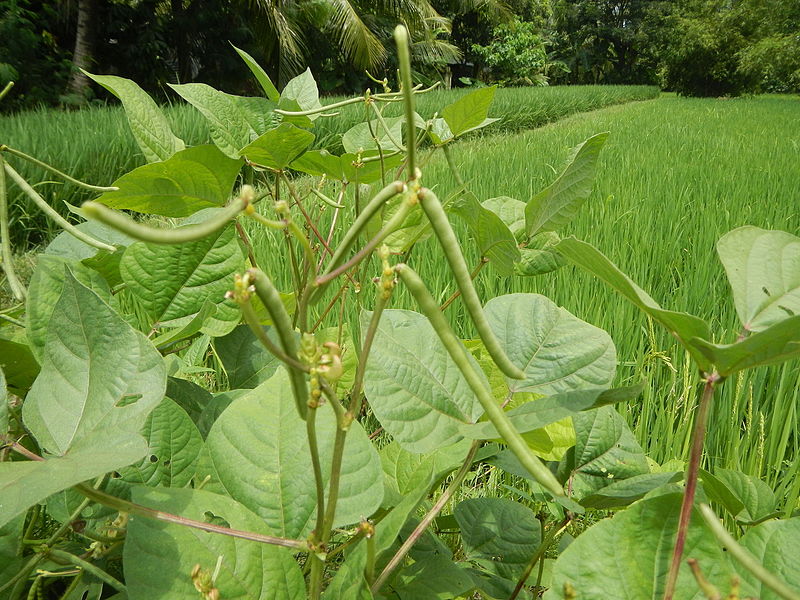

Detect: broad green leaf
[214, 324, 282, 389]
[466, 568, 527, 600]
[557, 406, 649, 500]
[206, 371, 383, 538]
[26, 255, 113, 362]
[84, 72, 184, 162]
[556, 237, 713, 371]
[515, 233, 566, 277]
[690, 315, 800, 376]
[363, 309, 487, 453]
[462, 385, 643, 441]
[0, 326, 39, 394]
[390, 556, 475, 599]
[380, 439, 472, 507]
[543, 494, 740, 600]
[169, 83, 262, 158]
[151, 300, 216, 349]
[485, 293, 616, 395]
[428, 118, 453, 145]
[117, 398, 203, 487]
[121, 223, 245, 337]
[525, 132, 608, 237]
[23, 271, 165, 455]
[717, 226, 800, 331]
[0, 434, 147, 528]
[280, 68, 321, 118]
[701, 469, 778, 524]
[95, 145, 242, 217]
[240, 123, 315, 170]
[739, 518, 800, 599]
[0, 514, 24, 590]
[124, 486, 305, 600]
[342, 117, 404, 154]
[455, 497, 541, 580]
[442, 86, 497, 138]
[450, 193, 520, 275]
[580, 472, 682, 509]
[482, 196, 526, 239]
[165, 376, 210, 425]
[196, 390, 242, 439]
[45, 220, 134, 261]
[232, 45, 280, 102]
[322, 477, 432, 599]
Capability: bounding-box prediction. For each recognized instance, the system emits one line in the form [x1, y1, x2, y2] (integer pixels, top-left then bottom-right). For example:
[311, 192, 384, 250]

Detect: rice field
[1, 84, 656, 247]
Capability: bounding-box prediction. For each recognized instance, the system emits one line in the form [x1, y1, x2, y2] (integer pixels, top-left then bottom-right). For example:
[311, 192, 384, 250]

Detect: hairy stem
[664, 373, 720, 600]
[372, 441, 480, 593]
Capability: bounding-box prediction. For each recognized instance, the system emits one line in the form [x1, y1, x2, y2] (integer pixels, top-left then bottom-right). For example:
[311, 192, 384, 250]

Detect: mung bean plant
[1, 27, 800, 600]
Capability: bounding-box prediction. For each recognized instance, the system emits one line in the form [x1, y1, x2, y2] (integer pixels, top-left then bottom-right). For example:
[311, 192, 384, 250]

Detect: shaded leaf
[342, 117, 404, 154]
[214, 325, 282, 389]
[739, 518, 800, 599]
[581, 472, 682, 509]
[450, 193, 520, 275]
[240, 123, 315, 170]
[390, 556, 475, 599]
[482, 196, 526, 239]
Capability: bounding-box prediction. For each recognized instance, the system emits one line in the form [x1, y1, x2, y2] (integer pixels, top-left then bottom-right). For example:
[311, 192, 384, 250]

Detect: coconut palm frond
[411, 37, 462, 66]
[328, 0, 388, 70]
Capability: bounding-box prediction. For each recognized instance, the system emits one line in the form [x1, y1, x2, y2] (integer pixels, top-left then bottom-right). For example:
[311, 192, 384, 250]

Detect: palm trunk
[67, 0, 94, 99]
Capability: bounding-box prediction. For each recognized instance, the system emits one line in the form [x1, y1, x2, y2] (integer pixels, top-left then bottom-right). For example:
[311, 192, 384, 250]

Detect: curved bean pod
[396, 264, 565, 499]
[248, 268, 309, 420]
[417, 187, 526, 380]
[81, 197, 247, 245]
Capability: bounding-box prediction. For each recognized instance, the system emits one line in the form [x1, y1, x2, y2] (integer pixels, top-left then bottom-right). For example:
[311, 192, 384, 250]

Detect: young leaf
[0, 434, 148, 529]
[557, 406, 649, 500]
[484, 293, 617, 395]
[124, 486, 305, 600]
[280, 68, 321, 118]
[450, 193, 520, 275]
[95, 145, 242, 217]
[455, 497, 541, 580]
[169, 83, 261, 158]
[240, 123, 315, 169]
[717, 226, 800, 332]
[701, 469, 778, 524]
[556, 237, 714, 372]
[213, 324, 283, 389]
[544, 494, 742, 599]
[515, 233, 566, 277]
[363, 309, 487, 453]
[739, 518, 800, 598]
[26, 255, 114, 362]
[23, 270, 165, 455]
[205, 371, 383, 539]
[232, 44, 280, 102]
[84, 72, 185, 162]
[482, 196, 526, 239]
[120, 222, 245, 337]
[689, 315, 800, 376]
[441, 86, 497, 138]
[342, 117, 404, 154]
[525, 132, 608, 238]
[291, 149, 402, 184]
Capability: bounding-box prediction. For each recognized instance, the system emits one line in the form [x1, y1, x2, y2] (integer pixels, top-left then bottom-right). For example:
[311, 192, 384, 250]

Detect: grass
[1, 84, 656, 247]
[244, 93, 800, 509]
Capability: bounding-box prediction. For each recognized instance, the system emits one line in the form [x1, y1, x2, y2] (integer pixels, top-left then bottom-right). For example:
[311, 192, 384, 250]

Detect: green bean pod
[1, 145, 118, 192]
[0, 154, 26, 300]
[82, 197, 247, 245]
[4, 163, 116, 252]
[396, 264, 565, 498]
[417, 187, 526, 380]
[393, 25, 417, 179]
[248, 268, 309, 420]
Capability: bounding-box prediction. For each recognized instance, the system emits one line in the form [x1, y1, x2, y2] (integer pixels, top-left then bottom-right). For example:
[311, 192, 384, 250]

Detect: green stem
[417, 187, 525, 380]
[393, 25, 417, 180]
[0, 146, 118, 192]
[365, 533, 376, 585]
[395, 264, 565, 500]
[47, 549, 126, 593]
[0, 81, 13, 102]
[249, 268, 309, 419]
[4, 164, 116, 252]
[0, 155, 26, 301]
[313, 180, 404, 302]
[82, 197, 246, 245]
[699, 503, 800, 600]
[371, 440, 480, 594]
[509, 517, 570, 600]
[664, 373, 719, 600]
[306, 405, 326, 538]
